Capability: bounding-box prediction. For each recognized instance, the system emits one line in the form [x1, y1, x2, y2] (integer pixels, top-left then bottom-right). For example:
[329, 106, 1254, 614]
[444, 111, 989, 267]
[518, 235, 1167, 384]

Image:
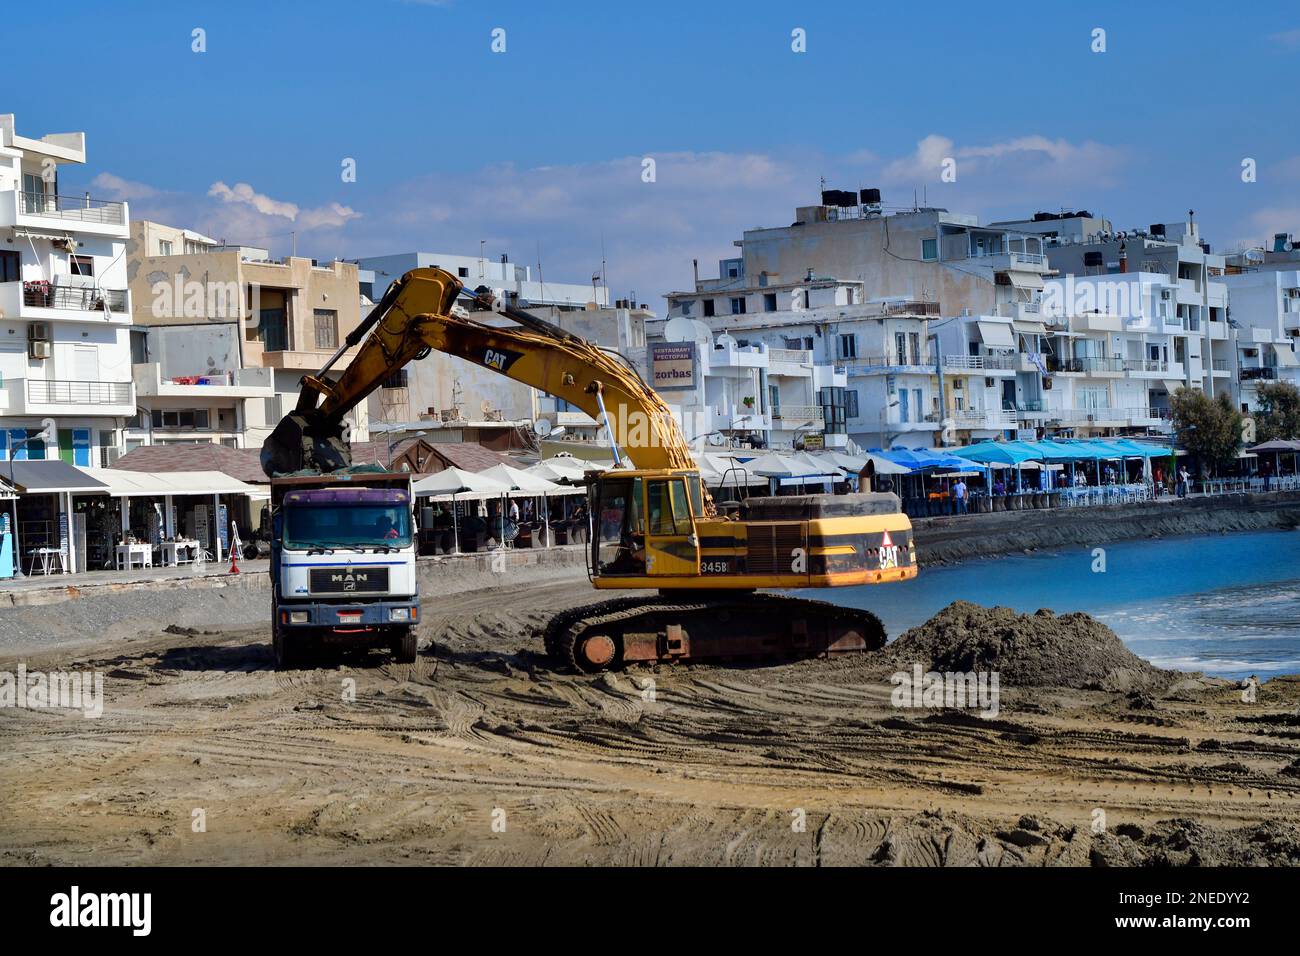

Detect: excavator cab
[591, 471, 703, 579]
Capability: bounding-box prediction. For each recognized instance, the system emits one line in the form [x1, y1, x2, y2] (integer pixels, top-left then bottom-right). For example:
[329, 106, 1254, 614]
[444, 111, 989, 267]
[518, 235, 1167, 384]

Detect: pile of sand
[887, 600, 1173, 691]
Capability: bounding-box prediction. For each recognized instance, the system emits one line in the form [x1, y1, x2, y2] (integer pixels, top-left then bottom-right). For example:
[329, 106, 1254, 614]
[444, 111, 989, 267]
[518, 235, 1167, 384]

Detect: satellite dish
[707, 433, 725, 447]
[534, 418, 553, 438]
[663, 316, 693, 342]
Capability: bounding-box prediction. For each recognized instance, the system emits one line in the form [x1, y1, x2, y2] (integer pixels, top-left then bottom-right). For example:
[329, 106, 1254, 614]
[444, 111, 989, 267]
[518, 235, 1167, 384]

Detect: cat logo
[878, 530, 900, 570]
[483, 347, 523, 373]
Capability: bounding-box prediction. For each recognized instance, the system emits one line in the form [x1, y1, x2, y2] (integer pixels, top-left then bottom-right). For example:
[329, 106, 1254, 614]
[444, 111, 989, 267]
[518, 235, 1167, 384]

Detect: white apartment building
[1219, 262, 1300, 412]
[662, 190, 1054, 448]
[644, 314, 848, 451]
[937, 272, 1204, 437]
[0, 114, 134, 467]
[352, 251, 608, 311]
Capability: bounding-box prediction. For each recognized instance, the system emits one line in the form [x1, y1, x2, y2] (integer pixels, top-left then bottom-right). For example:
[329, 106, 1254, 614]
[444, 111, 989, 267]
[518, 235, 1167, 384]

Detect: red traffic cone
[228, 548, 240, 574]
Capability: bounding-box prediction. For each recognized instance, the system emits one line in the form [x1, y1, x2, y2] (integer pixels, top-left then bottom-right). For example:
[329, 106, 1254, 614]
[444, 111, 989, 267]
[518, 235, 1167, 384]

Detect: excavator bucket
[260, 409, 351, 477]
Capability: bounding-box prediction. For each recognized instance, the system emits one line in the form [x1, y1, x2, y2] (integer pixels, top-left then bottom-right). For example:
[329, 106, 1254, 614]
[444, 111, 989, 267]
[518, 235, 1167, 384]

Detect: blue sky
[9, 0, 1299, 303]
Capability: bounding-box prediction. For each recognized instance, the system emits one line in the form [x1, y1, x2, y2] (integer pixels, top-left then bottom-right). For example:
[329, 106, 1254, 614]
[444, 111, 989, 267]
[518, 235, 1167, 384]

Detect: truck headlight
[289, 611, 309, 624]
[390, 608, 410, 622]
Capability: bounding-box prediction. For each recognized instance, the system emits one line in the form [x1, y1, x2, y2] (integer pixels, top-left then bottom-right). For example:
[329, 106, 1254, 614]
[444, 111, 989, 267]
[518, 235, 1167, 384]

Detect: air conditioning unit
[28, 322, 50, 342]
[984, 377, 995, 388]
[1160, 289, 1173, 300]
[29, 340, 52, 360]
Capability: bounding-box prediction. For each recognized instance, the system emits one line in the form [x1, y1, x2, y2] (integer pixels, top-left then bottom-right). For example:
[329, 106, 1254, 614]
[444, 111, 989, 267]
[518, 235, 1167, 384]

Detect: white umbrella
[411, 468, 512, 555]
[746, 453, 823, 479]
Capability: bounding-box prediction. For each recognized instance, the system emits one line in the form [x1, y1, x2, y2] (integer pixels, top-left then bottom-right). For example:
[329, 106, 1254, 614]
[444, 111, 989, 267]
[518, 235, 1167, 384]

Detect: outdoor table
[29, 547, 65, 575]
[116, 542, 153, 570]
[161, 539, 200, 567]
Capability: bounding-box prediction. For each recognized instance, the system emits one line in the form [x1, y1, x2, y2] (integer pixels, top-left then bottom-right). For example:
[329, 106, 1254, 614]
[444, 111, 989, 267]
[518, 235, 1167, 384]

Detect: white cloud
[208, 181, 300, 219]
[90, 171, 160, 200]
[1269, 29, 1300, 49]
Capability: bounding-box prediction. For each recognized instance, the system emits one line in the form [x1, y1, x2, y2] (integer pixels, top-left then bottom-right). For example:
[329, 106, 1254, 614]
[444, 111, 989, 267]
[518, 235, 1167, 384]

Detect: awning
[82, 469, 258, 497]
[976, 321, 1016, 349]
[1161, 380, 1185, 394]
[7, 460, 107, 494]
[1007, 272, 1046, 291]
[1275, 348, 1298, 367]
[1012, 320, 1047, 335]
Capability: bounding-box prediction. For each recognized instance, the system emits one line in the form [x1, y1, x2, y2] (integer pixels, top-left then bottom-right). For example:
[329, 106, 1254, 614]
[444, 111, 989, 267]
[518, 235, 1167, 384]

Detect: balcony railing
[18, 190, 126, 226]
[28, 379, 132, 405]
[856, 353, 933, 368]
[22, 282, 128, 312]
[1046, 356, 1125, 373]
[867, 300, 942, 316]
[1242, 367, 1278, 382]
[1123, 359, 1169, 373]
[1211, 359, 1229, 371]
[767, 348, 812, 365]
[945, 354, 1015, 370]
[772, 405, 824, 423]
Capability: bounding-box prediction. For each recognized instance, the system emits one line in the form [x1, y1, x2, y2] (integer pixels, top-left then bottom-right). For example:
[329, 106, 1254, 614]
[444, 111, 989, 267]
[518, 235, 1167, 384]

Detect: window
[909, 332, 922, 365]
[895, 332, 907, 365]
[458, 267, 469, 278]
[913, 389, 923, 420]
[150, 409, 211, 429]
[314, 309, 338, 350]
[264, 394, 283, 423]
[647, 479, 693, 536]
[818, 387, 846, 435]
[0, 250, 19, 282]
[383, 369, 409, 389]
[703, 299, 715, 318]
[764, 293, 777, 312]
[183, 239, 211, 254]
[844, 389, 859, 419]
[838, 333, 858, 359]
[922, 238, 938, 261]
[730, 297, 746, 315]
[256, 308, 288, 351]
[158, 240, 173, 256]
[71, 255, 93, 277]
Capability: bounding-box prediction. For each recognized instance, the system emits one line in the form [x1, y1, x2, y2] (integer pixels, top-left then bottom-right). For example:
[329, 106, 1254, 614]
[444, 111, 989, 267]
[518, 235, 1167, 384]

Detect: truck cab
[269, 472, 420, 668]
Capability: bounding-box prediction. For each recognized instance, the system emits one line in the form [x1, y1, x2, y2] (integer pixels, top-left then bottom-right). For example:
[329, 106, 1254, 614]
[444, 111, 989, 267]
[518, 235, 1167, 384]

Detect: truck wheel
[273, 624, 309, 670]
[392, 630, 418, 663]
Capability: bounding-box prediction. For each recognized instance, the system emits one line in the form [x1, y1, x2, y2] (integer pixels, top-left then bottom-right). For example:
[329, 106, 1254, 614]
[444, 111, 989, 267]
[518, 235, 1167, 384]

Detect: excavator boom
[261, 268, 693, 477]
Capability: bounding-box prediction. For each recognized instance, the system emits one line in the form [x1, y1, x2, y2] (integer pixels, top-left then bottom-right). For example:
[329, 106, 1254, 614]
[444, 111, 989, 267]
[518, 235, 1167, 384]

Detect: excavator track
[541, 593, 886, 673]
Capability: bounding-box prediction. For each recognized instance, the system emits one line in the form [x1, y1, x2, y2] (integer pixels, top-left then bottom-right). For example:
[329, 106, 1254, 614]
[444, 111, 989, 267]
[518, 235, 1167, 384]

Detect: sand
[2, 571, 1299, 867]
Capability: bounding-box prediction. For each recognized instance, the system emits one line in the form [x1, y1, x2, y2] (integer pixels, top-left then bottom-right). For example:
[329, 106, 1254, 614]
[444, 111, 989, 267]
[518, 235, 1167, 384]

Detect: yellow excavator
[262, 267, 917, 671]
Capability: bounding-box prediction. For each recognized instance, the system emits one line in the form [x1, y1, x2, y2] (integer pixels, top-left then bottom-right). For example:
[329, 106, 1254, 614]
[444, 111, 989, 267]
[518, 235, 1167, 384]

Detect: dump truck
[268, 471, 420, 668]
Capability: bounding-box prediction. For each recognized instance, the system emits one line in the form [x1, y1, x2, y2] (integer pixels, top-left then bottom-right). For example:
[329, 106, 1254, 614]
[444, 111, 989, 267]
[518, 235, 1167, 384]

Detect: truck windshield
[283, 505, 412, 550]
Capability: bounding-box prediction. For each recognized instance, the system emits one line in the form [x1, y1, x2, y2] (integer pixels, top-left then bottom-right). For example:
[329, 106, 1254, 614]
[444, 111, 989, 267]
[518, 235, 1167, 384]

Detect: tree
[1253, 381, 1300, 442]
[1170, 388, 1243, 477]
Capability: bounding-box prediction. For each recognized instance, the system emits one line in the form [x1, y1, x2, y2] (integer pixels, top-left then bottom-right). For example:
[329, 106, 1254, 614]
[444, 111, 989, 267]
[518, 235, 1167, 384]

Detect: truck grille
[309, 567, 390, 594]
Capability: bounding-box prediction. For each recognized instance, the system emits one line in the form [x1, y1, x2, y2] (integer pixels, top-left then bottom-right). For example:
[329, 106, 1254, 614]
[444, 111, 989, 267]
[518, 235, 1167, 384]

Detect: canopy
[695, 455, 768, 487]
[83, 469, 257, 497]
[1248, 439, 1300, 453]
[477, 463, 576, 495]
[744, 453, 826, 479]
[976, 321, 1016, 349]
[412, 467, 511, 499]
[7, 460, 107, 494]
[879, 448, 984, 473]
[958, 441, 1040, 465]
[821, 450, 911, 476]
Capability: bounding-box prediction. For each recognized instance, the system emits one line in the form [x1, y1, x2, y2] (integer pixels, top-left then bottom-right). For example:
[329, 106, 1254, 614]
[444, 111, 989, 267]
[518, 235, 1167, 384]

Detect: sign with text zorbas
[650, 344, 696, 390]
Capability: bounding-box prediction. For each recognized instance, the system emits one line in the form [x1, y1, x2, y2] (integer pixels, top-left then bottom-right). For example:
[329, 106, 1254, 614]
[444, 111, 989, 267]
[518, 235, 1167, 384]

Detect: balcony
[0, 189, 129, 238]
[767, 348, 812, 365]
[133, 363, 276, 398]
[949, 408, 1016, 429]
[1046, 356, 1124, 375]
[771, 405, 824, 425]
[944, 354, 1015, 371]
[853, 353, 934, 372]
[1241, 367, 1278, 382]
[1122, 358, 1169, 375]
[0, 378, 136, 417]
[0, 281, 131, 323]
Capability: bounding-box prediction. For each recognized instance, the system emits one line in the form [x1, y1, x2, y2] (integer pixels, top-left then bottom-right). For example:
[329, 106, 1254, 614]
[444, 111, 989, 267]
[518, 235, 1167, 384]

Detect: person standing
[953, 478, 968, 515]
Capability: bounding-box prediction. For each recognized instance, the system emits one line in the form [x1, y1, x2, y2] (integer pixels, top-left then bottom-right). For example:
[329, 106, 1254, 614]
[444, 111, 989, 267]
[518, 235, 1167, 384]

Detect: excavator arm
[261, 267, 695, 477]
